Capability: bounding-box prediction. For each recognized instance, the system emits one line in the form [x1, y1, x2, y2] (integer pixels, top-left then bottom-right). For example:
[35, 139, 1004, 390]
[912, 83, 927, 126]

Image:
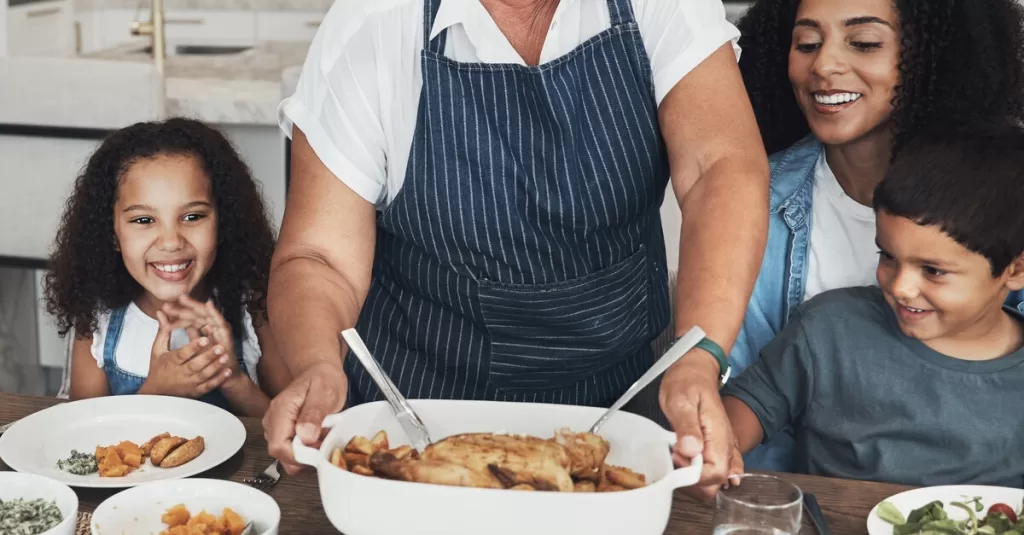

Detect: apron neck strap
[422, 0, 448, 55]
[606, 0, 637, 27]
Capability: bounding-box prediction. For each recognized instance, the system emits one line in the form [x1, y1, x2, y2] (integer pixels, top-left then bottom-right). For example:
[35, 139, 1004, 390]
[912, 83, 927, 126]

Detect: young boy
[721, 121, 1024, 487]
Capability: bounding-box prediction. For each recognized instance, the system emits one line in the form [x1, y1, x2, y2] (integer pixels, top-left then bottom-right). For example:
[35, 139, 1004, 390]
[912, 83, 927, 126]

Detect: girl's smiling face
[113, 153, 218, 314]
[788, 0, 901, 146]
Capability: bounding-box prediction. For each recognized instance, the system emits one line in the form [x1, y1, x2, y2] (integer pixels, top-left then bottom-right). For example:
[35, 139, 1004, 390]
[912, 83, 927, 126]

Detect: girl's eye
[131, 217, 154, 224]
[923, 266, 947, 277]
[851, 41, 882, 50]
[795, 42, 821, 53]
[183, 213, 206, 222]
[877, 250, 894, 261]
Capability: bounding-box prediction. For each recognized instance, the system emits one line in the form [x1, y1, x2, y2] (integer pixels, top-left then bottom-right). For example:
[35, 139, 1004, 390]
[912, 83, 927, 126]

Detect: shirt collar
[428, 0, 585, 43]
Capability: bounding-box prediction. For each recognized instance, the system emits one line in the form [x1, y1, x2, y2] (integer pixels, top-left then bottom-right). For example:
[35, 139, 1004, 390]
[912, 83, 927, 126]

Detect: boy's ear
[1006, 254, 1024, 291]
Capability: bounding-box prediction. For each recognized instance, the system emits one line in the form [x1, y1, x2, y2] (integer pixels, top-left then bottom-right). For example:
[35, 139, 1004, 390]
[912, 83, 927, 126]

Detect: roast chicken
[368, 430, 611, 491]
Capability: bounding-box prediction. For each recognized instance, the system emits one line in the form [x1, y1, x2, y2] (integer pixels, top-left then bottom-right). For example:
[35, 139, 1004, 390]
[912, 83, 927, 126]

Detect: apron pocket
[479, 245, 652, 391]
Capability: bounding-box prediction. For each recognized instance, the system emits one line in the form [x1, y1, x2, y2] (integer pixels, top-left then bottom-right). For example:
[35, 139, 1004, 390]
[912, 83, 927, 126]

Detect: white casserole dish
[291, 399, 702, 535]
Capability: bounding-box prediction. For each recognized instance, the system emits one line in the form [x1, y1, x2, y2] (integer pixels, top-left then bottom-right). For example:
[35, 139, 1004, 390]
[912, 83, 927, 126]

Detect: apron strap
[606, 0, 637, 27]
[103, 306, 128, 365]
[422, 0, 448, 55]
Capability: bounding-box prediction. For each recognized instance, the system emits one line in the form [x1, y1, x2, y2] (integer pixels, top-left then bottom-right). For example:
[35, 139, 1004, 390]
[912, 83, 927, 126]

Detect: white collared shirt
[278, 0, 740, 208]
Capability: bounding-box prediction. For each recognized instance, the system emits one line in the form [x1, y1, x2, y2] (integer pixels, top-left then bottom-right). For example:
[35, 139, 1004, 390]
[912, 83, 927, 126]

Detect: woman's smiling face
[787, 0, 901, 146]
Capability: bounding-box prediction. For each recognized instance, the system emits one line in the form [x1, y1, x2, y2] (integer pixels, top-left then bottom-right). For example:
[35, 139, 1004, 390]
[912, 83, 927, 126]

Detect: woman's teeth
[153, 261, 191, 273]
[814, 92, 862, 105]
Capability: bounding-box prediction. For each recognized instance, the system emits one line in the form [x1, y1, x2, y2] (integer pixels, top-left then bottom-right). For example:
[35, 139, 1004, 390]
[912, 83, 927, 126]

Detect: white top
[277, 0, 741, 209]
[803, 152, 879, 302]
[89, 302, 262, 385]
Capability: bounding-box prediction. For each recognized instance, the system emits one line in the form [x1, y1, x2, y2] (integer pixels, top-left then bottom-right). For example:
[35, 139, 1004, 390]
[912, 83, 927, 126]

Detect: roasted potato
[344, 436, 374, 455]
[142, 432, 171, 457]
[329, 448, 347, 470]
[603, 464, 646, 490]
[150, 436, 188, 465]
[370, 430, 389, 452]
[160, 436, 205, 468]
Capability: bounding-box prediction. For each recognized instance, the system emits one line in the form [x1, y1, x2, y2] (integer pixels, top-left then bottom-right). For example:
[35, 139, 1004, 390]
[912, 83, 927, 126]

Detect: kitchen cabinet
[75, 9, 257, 54]
[7, 0, 75, 57]
[255, 11, 323, 42]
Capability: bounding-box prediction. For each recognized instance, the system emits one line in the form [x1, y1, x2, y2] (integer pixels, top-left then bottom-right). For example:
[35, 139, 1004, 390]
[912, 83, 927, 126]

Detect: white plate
[867, 485, 1024, 535]
[0, 395, 246, 488]
[0, 472, 79, 535]
[91, 478, 280, 535]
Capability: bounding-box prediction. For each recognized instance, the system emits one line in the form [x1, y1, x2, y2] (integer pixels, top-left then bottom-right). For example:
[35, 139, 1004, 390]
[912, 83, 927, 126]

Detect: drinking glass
[711, 474, 804, 535]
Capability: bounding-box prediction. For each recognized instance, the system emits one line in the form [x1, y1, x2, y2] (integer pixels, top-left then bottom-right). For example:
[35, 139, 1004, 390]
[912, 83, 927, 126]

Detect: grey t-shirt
[722, 286, 1024, 488]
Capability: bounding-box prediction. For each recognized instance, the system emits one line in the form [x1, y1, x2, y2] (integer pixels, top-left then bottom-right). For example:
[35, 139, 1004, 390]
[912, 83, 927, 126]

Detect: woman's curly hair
[736, 0, 1024, 156]
[44, 117, 276, 340]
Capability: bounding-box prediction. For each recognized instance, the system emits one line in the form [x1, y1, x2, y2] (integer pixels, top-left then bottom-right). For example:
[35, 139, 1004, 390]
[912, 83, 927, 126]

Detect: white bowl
[90, 478, 280, 535]
[292, 399, 702, 535]
[0, 472, 79, 535]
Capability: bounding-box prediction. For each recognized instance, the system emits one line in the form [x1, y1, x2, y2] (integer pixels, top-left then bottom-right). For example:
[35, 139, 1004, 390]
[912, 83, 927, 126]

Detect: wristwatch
[694, 337, 731, 387]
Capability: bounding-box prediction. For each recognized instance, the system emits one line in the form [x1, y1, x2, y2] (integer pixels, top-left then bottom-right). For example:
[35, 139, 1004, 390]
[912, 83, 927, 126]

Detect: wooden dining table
[0, 392, 913, 534]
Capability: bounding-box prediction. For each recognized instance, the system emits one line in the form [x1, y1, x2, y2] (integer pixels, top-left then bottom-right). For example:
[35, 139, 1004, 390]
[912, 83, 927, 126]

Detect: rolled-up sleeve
[637, 0, 741, 105]
[721, 312, 815, 443]
[277, 0, 389, 206]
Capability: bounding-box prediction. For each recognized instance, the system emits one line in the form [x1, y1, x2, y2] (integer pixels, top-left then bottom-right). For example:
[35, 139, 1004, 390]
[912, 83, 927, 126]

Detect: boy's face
[875, 211, 1024, 353]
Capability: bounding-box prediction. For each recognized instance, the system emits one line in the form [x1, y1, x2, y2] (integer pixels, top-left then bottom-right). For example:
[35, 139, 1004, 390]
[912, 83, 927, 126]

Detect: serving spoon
[588, 325, 707, 434]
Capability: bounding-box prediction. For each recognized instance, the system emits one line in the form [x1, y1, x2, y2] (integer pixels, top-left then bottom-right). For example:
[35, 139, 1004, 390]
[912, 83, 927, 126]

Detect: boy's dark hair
[44, 117, 276, 338]
[736, 0, 1024, 157]
[874, 120, 1024, 275]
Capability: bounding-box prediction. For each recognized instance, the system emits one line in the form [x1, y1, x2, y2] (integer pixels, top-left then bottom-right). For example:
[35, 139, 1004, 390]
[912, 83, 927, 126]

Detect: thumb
[294, 380, 331, 445]
[661, 385, 704, 460]
[152, 310, 172, 358]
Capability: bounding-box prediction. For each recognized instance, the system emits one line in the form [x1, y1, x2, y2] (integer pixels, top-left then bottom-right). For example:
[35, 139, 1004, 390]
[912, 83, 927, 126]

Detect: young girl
[44, 117, 290, 417]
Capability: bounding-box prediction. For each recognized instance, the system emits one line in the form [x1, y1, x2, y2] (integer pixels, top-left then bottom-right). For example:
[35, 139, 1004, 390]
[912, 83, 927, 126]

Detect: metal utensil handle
[591, 325, 706, 433]
[341, 329, 406, 414]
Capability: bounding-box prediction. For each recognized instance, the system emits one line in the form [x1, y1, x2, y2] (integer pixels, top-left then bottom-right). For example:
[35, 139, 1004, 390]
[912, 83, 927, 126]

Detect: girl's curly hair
[44, 117, 276, 340]
[736, 0, 1024, 157]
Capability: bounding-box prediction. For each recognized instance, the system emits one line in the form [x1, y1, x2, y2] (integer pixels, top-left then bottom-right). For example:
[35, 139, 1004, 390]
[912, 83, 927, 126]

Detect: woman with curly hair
[729, 0, 1024, 472]
[44, 118, 290, 417]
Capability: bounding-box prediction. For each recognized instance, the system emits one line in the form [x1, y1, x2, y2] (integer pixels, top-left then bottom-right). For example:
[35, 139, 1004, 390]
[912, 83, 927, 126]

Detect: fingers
[185, 343, 227, 374]
[172, 336, 211, 365]
[194, 364, 232, 395]
[698, 395, 733, 486]
[151, 311, 173, 358]
[264, 382, 312, 475]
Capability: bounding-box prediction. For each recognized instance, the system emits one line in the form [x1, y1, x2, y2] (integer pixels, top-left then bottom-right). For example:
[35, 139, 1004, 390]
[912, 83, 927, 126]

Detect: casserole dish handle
[659, 430, 705, 489]
[290, 412, 348, 469]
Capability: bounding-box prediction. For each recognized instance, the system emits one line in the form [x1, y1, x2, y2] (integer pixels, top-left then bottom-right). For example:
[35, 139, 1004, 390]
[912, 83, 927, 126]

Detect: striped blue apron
[346, 0, 671, 407]
[102, 305, 247, 412]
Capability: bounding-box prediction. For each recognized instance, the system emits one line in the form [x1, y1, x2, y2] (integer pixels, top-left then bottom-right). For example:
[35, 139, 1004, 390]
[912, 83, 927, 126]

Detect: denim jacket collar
[769, 134, 823, 229]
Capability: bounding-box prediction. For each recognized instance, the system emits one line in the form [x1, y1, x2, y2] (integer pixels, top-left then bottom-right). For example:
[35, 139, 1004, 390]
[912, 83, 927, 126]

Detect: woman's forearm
[674, 156, 768, 362]
[267, 256, 365, 377]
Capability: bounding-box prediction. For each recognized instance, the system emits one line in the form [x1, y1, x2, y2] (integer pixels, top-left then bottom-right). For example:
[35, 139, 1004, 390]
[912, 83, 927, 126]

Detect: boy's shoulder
[790, 286, 891, 335]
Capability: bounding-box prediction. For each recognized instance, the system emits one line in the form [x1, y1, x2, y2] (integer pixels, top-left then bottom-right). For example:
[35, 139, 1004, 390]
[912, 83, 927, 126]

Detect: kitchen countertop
[75, 0, 332, 12]
[82, 40, 310, 126]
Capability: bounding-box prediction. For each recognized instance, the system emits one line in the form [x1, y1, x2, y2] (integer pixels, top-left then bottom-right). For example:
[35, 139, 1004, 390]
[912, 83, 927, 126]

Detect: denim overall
[102, 306, 247, 411]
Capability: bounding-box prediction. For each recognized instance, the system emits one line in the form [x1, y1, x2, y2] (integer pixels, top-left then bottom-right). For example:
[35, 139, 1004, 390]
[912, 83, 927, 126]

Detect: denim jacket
[733, 135, 1024, 472]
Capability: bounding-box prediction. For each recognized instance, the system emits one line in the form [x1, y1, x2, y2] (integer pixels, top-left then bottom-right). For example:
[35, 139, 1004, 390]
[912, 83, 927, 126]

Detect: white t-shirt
[802, 152, 879, 302]
[278, 0, 741, 208]
[89, 302, 262, 385]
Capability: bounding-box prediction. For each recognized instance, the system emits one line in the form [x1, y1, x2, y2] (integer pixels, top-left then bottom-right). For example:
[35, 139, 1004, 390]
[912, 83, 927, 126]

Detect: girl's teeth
[154, 262, 189, 273]
[814, 92, 862, 105]
[905, 306, 924, 313]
